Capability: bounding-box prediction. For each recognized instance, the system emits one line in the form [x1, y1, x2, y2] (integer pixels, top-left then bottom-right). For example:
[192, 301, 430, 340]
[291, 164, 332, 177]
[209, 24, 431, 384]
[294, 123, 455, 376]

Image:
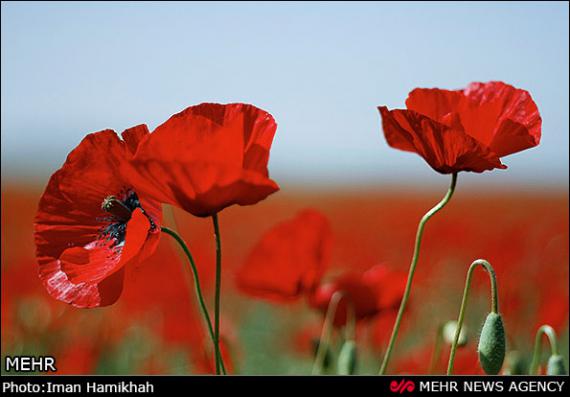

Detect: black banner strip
[1, 375, 568, 395]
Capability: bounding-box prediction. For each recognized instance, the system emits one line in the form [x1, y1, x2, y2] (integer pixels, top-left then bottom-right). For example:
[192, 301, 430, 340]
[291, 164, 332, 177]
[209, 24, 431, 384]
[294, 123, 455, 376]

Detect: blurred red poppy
[308, 274, 377, 327]
[393, 342, 482, 375]
[122, 103, 279, 217]
[308, 264, 406, 326]
[236, 209, 332, 302]
[378, 81, 541, 173]
[55, 341, 100, 374]
[34, 127, 162, 308]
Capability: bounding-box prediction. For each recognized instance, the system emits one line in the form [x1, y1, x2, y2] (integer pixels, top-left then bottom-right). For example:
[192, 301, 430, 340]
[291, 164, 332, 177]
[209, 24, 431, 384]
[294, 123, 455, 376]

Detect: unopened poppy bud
[443, 320, 468, 347]
[337, 340, 357, 375]
[478, 312, 506, 375]
[546, 354, 567, 375]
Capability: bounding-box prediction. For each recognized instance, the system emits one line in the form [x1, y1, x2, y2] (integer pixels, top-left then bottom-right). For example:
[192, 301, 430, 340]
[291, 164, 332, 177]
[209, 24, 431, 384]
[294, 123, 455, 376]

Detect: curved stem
[161, 226, 226, 374]
[312, 292, 344, 375]
[447, 259, 498, 375]
[530, 325, 559, 374]
[212, 214, 223, 375]
[379, 172, 458, 374]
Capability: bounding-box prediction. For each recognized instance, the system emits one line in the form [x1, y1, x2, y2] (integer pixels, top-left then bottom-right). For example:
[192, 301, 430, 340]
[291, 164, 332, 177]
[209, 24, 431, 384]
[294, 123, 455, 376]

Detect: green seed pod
[546, 354, 567, 375]
[443, 320, 468, 347]
[478, 312, 506, 375]
[337, 340, 357, 375]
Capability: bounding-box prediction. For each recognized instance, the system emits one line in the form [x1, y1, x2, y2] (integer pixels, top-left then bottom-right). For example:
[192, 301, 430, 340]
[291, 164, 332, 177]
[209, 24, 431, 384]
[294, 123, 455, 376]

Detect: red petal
[124, 103, 279, 216]
[463, 82, 541, 157]
[123, 160, 278, 217]
[35, 131, 129, 274]
[38, 209, 151, 308]
[308, 274, 378, 326]
[236, 209, 332, 302]
[121, 124, 151, 155]
[39, 263, 126, 309]
[34, 130, 162, 307]
[60, 208, 150, 284]
[406, 87, 463, 122]
[362, 264, 407, 310]
[406, 82, 541, 157]
[54, 130, 129, 207]
[378, 106, 506, 173]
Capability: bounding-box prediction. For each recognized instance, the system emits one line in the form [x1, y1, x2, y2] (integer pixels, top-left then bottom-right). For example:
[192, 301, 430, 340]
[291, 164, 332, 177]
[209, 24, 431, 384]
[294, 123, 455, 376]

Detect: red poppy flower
[393, 343, 482, 375]
[379, 81, 541, 173]
[121, 103, 279, 217]
[308, 264, 407, 327]
[236, 209, 332, 302]
[55, 341, 100, 374]
[362, 264, 408, 309]
[308, 273, 378, 327]
[34, 127, 162, 308]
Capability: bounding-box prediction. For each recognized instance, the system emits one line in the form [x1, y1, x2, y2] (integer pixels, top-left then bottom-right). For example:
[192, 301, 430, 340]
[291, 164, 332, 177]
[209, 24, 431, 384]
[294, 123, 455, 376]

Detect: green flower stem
[212, 213, 223, 375]
[428, 324, 445, 374]
[379, 172, 458, 374]
[530, 325, 559, 374]
[161, 226, 226, 374]
[447, 259, 498, 375]
[312, 291, 344, 375]
[345, 302, 356, 341]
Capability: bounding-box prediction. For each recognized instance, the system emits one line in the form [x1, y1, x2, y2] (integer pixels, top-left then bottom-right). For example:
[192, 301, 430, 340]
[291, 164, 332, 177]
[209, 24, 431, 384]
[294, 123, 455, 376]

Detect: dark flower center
[101, 196, 132, 223]
[100, 190, 153, 245]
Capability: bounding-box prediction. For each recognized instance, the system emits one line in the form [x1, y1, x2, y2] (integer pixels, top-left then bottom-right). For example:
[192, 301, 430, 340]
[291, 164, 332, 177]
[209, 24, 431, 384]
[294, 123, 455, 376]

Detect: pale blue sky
[1, 1, 568, 189]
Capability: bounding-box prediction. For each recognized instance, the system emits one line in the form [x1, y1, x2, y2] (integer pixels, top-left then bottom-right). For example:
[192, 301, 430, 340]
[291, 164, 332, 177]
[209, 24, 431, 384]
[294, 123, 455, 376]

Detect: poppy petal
[123, 160, 278, 217]
[463, 82, 541, 156]
[59, 208, 150, 284]
[40, 261, 126, 308]
[407, 82, 541, 157]
[121, 124, 151, 155]
[124, 103, 279, 217]
[490, 118, 541, 158]
[308, 274, 378, 326]
[362, 264, 407, 309]
[37, 208, 152, 308]
[35, 130, 162, 307]
[236, 209, 332, 302]
[55, 131, 129, 208]
[406, 87, 463, 122]
[378, 106, 506, 173]
[35, 132, 128, 277]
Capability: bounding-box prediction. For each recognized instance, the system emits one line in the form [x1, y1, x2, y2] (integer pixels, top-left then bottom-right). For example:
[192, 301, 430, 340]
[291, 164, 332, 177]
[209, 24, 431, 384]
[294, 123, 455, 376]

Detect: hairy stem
[447, 259, 498, 375]
[530, 325, 559, 374]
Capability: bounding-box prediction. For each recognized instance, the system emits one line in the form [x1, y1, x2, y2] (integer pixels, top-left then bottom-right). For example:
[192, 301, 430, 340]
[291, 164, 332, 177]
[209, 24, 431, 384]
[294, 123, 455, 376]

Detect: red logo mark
[390, 379, 415, 394]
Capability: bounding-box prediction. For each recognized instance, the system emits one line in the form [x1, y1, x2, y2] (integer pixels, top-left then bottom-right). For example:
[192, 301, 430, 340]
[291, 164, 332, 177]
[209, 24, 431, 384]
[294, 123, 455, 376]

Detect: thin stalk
[529, 325, 559, 374]
[446, 259, 498, 375]
[379, 172, 458, 374]
[161, 226, 227, 374]
[312, 292, 344, 375]
[345, 302, 356, 341]
[212, 213, 223, 375]
[428, 324, 444, 374]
